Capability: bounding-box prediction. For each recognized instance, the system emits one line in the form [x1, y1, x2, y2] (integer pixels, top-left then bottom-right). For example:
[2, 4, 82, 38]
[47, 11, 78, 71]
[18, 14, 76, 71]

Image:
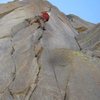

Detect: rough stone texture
[77, 23, 100, 58]
[79, 24, 100, 49]
[0, 0, 100, 100]
[67, 14, 95, 34]
[67, 14, 100, 58]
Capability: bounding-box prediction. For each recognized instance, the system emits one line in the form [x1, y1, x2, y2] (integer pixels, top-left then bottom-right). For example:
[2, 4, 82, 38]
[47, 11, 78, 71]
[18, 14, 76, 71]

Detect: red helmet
[41, 11, 50, 22]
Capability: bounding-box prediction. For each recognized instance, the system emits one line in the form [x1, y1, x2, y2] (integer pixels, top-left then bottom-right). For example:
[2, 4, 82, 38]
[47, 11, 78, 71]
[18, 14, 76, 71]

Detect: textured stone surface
[67, 14, 95, 34]
[0, 0, 100, 100]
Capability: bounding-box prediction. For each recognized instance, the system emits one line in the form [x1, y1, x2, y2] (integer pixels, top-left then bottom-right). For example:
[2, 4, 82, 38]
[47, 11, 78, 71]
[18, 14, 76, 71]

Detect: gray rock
[0, 0, 100, 100]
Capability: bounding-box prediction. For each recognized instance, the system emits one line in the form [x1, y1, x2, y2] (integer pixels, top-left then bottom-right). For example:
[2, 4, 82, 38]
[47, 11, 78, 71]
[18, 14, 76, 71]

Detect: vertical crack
[64, 82, 69, 100]
[64, 93, 66, 100]
[24, 60, 41, 100]
[10, 36, 16, 83]
[63, 70, 72, 100]
[10, 46, 15, 56]
[74, 37, 82, 50]
[8, 88, 15, 99]
[3, 31, 17, 99]
[24, 28, 44, 100]
[7, 18, 45, 99]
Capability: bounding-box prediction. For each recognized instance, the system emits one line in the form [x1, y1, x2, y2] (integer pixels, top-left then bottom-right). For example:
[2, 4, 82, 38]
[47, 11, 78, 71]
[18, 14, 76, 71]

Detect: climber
[25, 11, 50, 30]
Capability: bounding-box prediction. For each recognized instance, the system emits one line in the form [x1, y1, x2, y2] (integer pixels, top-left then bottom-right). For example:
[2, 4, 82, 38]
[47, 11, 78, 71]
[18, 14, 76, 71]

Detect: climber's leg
[25, 17, 33, 24]
[25, 16, 46, 30]
[39, 19, 45, 30]
[29, 16, 40, 25]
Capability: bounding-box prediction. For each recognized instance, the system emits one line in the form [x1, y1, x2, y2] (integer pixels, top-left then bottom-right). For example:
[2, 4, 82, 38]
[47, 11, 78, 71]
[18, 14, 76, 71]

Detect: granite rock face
[67, 14, 100, 58]
[0, 0, 100, 100]
[67, 14, 95, 34]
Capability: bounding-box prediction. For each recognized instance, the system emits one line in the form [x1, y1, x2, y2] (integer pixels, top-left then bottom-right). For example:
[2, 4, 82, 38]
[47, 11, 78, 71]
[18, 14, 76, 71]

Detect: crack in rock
[24, 27, 44, 100]
[24, 58, 41, 100]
